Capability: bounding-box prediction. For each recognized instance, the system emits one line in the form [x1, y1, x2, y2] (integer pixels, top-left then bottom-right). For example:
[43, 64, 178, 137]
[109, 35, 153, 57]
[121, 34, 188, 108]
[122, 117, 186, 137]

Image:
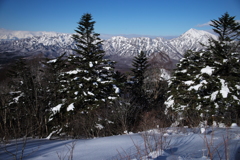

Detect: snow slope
[1, 126, 239, 160]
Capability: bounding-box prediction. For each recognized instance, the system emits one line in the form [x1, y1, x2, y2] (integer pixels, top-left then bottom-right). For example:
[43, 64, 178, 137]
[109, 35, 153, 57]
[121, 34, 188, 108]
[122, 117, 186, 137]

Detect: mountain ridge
[0, 28, 217, 62]
[0, 28, 60, 40]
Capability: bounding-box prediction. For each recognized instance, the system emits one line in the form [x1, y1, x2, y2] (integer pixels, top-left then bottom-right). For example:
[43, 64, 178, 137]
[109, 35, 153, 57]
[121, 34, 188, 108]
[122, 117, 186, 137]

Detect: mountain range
[0, 28, 59, 40]
[103, 28, 216, 60]
[0, 28, 217, 66]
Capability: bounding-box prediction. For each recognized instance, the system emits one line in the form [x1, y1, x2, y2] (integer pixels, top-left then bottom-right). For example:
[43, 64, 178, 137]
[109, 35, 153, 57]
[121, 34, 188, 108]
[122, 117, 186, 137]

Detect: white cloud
[196, 21, 212, 27]
[197, 20, 240, 27]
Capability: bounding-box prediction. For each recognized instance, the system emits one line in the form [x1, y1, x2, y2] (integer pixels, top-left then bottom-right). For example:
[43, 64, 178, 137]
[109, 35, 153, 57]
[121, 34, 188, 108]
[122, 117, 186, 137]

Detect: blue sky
[0, 0, 240, 38]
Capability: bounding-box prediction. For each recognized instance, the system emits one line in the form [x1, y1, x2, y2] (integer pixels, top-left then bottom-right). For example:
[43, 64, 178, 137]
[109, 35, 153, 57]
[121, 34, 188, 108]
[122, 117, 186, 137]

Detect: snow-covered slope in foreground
[0, 126, 240, 160]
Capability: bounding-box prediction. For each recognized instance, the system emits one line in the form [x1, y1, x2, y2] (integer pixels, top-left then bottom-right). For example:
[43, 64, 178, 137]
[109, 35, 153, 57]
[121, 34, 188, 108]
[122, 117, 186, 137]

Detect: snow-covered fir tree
[165, 13, 240, 126]
[56, 13, 118, 114]
[46, 14, 120, 137]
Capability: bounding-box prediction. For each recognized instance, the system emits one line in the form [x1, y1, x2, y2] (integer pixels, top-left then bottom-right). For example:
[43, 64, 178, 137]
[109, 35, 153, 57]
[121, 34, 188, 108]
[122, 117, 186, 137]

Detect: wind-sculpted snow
[0, 28, 217, 61]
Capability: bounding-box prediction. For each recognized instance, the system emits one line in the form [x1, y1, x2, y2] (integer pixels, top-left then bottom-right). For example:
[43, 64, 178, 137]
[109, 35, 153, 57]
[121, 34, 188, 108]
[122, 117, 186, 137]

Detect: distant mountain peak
[181, 28, 215, 39]
[186, 28, 199, 32]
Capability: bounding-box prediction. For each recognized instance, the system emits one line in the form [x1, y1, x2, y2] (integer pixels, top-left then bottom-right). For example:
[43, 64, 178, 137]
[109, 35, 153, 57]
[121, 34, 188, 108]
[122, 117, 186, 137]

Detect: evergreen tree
[131, 51, 150, 109]
[64, 13, 118, 111]
[165, 13, 240, 126]
[53, 14, 119, 137]
[211, 12, 240, 42]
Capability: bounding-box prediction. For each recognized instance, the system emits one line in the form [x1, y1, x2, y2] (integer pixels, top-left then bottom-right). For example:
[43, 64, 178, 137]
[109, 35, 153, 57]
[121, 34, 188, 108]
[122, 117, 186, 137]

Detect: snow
[231, 123, 238, 128]
[188, 80, 207, 91]
[65, 69, 81, 75]
[210, 91, 218, 101]
[89, 61, 93, 67]
[45, 130, 58, 140]
[200, 128, 205, 134]
[184, 80, 194, 86]
[67, 103, 74, 111]
[47, 59, 57, 63]
[196, 105, 201, 110]
[232, 95, 239, 100]
[160, 68, 171, 80]
[100, 80, 112, 84]
[95, 123, 104, 130]
[180, 105, 187, 110]
[214, 103, 219, 109]
[1, 126, 240, 160]
[93, 82, 98, 86]
[235, 85, 240, 90]
[220, 79, 230, 98]
[108, 96, 117, 100]
[113, 84, 120, 93]
[103, 66, 111, 70]
[87, 91, 94, 96]
[223, 59, 228, 63]
[13, 93, 24, 103]
[164, 96, 174, 110]
[200, 66, 214, 75]
[83, 77, 91, 81]
[178, 69, 187, 73]
[52, 104, 62, 113]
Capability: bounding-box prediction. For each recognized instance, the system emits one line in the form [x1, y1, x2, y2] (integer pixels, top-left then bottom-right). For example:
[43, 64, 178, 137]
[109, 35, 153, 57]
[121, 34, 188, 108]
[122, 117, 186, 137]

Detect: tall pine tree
[60, 13, 118, 113]
[131, 51, 150, 109]
[48, 13, 119, 137]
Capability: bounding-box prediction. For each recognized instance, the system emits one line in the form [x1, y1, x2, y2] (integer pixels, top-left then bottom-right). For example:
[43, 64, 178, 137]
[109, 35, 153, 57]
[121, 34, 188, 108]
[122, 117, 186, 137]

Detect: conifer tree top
[211, 12, 240, 42]
[72, 13, 104, 60]
[74, 14, 98, 37]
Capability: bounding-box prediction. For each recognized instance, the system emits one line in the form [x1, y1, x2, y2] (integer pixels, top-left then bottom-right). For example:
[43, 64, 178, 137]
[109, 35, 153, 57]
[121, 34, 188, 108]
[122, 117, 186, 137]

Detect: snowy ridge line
[0, 28, 217, 61]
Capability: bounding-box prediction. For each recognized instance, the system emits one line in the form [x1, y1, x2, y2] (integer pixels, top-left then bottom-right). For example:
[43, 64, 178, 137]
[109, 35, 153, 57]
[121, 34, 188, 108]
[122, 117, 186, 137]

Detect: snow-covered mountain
[0, 33, 75, 58]
[0, 28, 59, 40]
[0, 28, 217, 60]
[103, 29, 216, 59]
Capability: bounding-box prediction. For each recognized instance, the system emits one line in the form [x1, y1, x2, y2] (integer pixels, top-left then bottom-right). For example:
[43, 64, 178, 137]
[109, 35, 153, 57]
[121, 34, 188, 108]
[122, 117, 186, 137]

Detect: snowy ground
[1, 126, 240, 160]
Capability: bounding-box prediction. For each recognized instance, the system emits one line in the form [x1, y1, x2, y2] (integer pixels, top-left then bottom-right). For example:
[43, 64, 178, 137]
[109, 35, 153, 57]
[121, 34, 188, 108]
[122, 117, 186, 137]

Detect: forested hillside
[0, 13, 239, 141]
